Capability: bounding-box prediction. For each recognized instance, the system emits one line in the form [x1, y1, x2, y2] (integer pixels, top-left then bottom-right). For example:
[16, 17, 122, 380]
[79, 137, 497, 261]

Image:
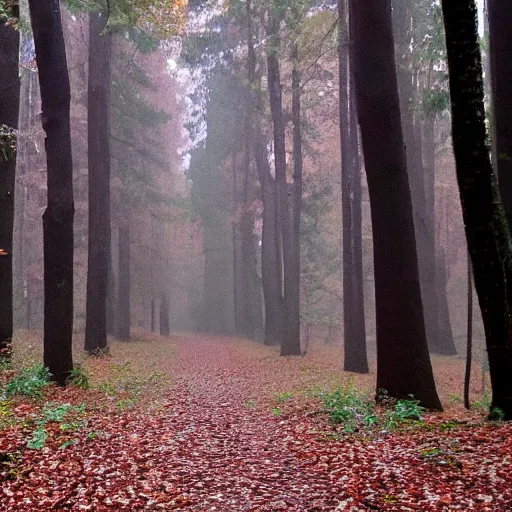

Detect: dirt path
[2, 334, 512, 511]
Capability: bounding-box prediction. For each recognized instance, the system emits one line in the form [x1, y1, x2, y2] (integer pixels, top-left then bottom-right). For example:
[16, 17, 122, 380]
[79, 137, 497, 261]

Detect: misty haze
[0, 0, 511, 510]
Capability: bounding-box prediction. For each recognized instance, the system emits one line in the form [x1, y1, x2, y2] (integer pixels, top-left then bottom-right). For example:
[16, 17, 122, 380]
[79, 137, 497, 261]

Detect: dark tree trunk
[267, 13, 300, 356]
[0, 9, 20, 358]
[85, 11, 112, 355]
[464, 252, 473, 409]
[349, 0, 441, 408]
[339, 0, 368, 373]
[442, 0, 512, 419]
[29, 0, 75, 385]
[488, 0, 512, 227]
[116, 223, 131, 341]
[160, 292, 170, 336]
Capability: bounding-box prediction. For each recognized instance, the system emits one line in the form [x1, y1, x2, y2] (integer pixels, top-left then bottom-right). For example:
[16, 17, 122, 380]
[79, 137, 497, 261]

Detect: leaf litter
[1, 333, 511, 511]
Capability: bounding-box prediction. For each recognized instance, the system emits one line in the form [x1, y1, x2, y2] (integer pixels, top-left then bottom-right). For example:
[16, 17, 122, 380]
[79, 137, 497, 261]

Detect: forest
[1, 0, 512, 510]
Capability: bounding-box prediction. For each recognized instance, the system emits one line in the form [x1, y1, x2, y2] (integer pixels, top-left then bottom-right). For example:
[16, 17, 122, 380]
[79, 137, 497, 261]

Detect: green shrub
[4, 365, 51, 398]
[321, 385, 378, 432]
[322, 386, 425, 433]
[67, 365, 90, 390]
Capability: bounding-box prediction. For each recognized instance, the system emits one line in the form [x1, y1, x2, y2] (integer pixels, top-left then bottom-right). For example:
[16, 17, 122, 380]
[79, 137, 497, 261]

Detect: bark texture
[442, 0, 512, 419]
[85, 11, 112, 354]
[28, 0, 75, 384]
[349, 0, 441, 408]
[488, 0, 512, 227]
[0, 10, 20, 357]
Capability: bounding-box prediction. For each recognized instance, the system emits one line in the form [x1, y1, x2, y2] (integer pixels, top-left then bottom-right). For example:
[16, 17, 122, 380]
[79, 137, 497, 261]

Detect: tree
[338, 0, 368, 373]
[487, 0, 512, 226]
[0, 3, 20, 359]
[349, 0, 441, 408]
[441, 0, 512, 419]
[28, 0, 75, 384]
[84, 9, 112, 354]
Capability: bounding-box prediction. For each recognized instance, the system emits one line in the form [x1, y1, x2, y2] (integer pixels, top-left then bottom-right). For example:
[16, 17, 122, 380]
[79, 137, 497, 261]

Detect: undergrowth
[321, 384, 426, 433]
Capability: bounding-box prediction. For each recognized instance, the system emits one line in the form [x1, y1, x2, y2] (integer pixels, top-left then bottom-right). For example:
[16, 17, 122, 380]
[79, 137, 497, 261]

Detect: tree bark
[0, 9, 20, 358]
[349, 0, 441, 408]
[85, 11, 112, 355]
[488, 0, 512, 227]
[116, 223, 131, 341]
[28, 0, 75, 385]
[339, 0, 368, 373]
[441, 0, 512, 419]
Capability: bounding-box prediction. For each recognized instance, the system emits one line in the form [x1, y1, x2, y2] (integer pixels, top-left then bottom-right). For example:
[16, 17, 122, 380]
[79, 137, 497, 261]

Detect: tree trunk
[85, 11, 112, 355]
[435, 248, 455, 353]
[254, 129, 285, 346]
[441, 0, 512, 419]
[29, 0, 75, 385]
[339, 0, 368, 373]
[0, 9, 20, 358]
[116, 223, 131, 341]
[160, 292, 170, 336]
[349, 0, 441, 409]
[247, 3, 284, 346]
[267, 13, 300, 356]
[488, 0, 512, 227]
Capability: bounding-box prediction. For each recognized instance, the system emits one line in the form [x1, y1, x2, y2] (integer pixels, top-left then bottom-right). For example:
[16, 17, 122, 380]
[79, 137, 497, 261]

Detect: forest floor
[1, 332, 512, 511]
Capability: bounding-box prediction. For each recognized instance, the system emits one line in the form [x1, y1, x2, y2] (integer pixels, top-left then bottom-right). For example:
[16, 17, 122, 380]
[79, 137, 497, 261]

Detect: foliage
[0, 124, 17, 161]
[27, 403, 87, 449]
[322, 386, 426, 433]
[321, 385, 378, 432]
[66, 0, 187, 38]
[66, 365, 90, 390]
[3, 365, 51, 399]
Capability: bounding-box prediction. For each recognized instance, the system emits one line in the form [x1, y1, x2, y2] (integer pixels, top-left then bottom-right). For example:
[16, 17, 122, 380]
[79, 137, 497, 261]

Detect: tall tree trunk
[488, 0, 512, 226]
[267, 13, 300, 356]
[442, 0, 512, 419]
[254, 128, 285, 346]
[339, 0, 368, 372]
[29, 0, 75, 385]
[85, 11, 112, 354]
[0, 8, 20, 358]
[116, 223, 131, 341]
[349, 0, 441, 408]
[247, 2, 284, 346]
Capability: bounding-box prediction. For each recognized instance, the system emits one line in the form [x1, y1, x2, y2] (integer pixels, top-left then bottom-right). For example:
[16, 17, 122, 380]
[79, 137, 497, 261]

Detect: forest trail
[2, 334, 512, 511]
